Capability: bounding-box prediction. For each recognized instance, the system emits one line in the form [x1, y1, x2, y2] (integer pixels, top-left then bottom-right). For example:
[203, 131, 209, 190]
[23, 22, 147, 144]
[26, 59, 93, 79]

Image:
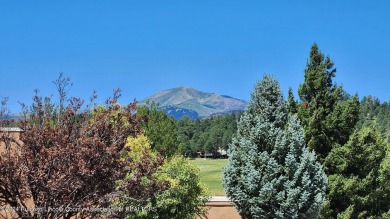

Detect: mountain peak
[165, 86, 202, 93]
[141, 87, 247, 119]
[174, 86, 194, 89]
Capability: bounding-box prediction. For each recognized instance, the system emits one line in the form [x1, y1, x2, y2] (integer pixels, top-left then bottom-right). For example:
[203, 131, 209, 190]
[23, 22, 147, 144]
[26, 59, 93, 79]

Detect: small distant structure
[217, 149, 227, 158]
[196, 149, 228, 159]
[0, 127, 24, 132]
[0, 127, 24, 152]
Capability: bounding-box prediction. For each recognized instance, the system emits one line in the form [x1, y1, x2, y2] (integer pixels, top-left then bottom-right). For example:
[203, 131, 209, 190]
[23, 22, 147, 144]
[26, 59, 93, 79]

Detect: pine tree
[223, 74, 327, 218]
[288, 87, 298, 114]
[297, 43, 359, 161]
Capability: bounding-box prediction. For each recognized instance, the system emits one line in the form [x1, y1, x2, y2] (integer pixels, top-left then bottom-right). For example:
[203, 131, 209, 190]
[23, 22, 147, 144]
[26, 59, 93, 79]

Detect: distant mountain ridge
[140, 86, 247, 119]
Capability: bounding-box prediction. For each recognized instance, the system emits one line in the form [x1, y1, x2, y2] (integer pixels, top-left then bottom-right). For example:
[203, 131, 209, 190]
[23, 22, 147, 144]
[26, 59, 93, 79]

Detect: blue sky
[1, 1, 389, 113]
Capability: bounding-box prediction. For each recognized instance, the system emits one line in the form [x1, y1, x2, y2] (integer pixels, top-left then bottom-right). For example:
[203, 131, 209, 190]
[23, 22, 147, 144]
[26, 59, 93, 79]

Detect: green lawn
[190, 158, 228, 196]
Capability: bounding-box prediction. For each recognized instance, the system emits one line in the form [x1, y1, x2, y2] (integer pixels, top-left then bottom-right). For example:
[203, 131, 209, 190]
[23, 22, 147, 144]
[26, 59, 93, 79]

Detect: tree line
[177, 112, 238, 158]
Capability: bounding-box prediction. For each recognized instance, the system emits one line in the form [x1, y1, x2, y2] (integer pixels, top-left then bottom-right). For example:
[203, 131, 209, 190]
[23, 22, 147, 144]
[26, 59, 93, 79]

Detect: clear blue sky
[1, 1, 389, 113]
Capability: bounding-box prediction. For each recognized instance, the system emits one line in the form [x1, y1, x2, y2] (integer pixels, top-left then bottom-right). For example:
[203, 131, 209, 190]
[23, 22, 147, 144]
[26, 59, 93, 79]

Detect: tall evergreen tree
[288, 87, 298, 114]
[223, 75, 327, 218]
[297, 43, 359, 161]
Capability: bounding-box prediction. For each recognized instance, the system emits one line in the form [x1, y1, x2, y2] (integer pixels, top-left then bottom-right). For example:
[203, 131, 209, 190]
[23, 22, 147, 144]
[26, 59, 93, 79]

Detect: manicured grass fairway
[189, 158, 228, 196]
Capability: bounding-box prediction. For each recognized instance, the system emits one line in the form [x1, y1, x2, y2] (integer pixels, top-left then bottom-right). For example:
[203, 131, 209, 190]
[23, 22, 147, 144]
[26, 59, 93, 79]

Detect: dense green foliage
[138, 101, 239, 158]
[357, 96, 390, 143]
[151, 157, 209, 218]
[323, 127, 390, 218]
[177, 113, 238, 157]
[223, 75, 327, 218]
[137, 101, 180, 157]
[112, 135, 209, 219]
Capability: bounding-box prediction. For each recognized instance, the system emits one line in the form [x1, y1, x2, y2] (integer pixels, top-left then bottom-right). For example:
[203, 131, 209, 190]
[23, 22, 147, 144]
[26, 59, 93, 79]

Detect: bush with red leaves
[0, 86, 153, 219]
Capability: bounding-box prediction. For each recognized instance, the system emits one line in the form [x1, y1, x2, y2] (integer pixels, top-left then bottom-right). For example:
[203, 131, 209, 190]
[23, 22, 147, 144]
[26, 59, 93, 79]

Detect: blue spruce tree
[222, 75, 327, 218]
